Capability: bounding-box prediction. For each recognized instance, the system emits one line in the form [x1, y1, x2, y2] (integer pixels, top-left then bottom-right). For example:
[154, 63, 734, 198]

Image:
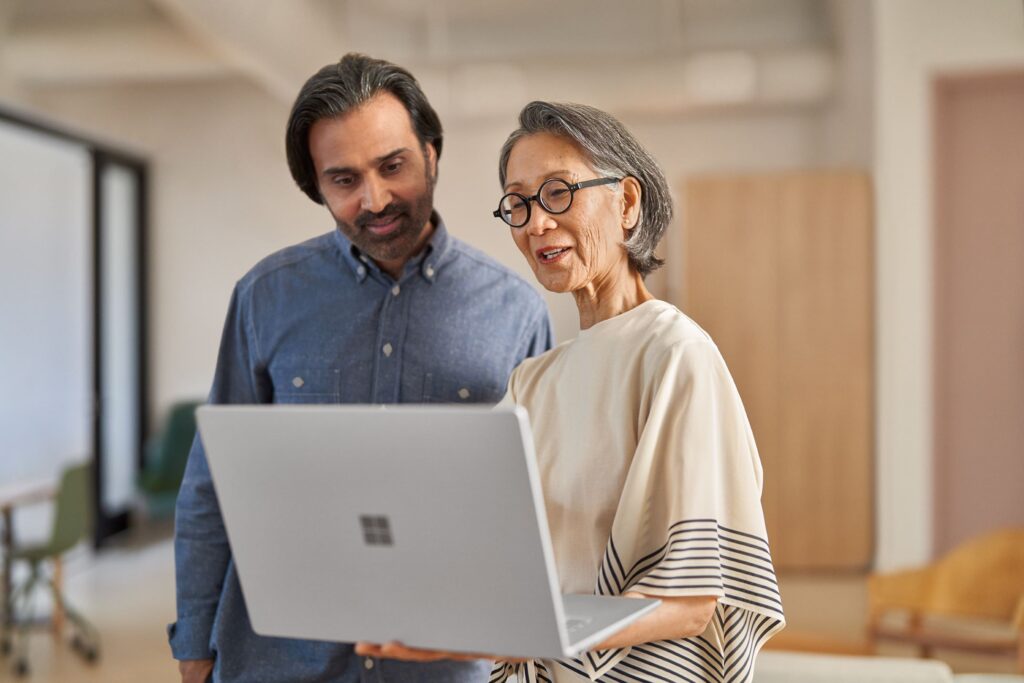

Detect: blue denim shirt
[169, 215, 552, 682]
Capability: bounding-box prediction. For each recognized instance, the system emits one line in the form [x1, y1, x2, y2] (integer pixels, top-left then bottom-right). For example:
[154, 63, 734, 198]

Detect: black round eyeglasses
[493, 177, 621, 228]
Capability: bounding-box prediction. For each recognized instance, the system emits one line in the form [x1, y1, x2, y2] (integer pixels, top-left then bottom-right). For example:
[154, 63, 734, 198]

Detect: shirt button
[357, 266, 366, 277]
[364, 658, 374, 670]
[425, 265, 435, 278]
[292, 377, 304, 388]
[391, 285, 400, 297]
[458, 388, 470, 400]
[382, 343, 393, 357]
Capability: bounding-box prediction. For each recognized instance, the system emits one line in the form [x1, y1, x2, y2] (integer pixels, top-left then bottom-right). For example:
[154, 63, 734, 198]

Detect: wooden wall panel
[681, 171, 873, 571]
[683, 177, 783, 549]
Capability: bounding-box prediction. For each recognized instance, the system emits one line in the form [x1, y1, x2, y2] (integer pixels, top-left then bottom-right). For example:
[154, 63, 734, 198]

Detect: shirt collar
[333, 211, 450, 285]
[419, 211, 450, 283]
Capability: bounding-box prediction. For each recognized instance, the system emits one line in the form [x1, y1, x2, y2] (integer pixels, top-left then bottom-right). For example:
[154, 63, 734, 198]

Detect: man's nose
[360, 176, 391, 213]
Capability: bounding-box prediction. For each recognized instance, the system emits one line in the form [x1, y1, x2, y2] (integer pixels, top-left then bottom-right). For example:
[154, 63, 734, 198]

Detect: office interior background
[1, 0, 1023, 680]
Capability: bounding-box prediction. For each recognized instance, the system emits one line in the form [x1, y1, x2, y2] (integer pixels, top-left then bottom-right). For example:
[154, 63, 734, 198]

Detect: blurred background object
[1, 462, 100, 678]
[137, 400, 202, 520]
[0, 0, 1022, 680]
[867, 528, 1024, 672]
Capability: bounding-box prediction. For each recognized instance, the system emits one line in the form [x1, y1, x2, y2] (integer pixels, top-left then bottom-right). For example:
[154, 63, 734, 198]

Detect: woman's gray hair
[498, 101, 672, 276]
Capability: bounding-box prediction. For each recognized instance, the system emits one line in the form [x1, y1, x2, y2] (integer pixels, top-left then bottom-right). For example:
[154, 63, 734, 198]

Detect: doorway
[932, 71, 1024, 556]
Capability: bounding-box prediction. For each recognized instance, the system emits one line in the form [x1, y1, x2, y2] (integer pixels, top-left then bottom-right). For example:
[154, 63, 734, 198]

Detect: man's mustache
[355, 203, 407, 229]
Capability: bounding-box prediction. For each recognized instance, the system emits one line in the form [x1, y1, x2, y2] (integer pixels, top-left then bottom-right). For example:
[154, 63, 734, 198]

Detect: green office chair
[1, 462, 100, 677]
[138, 399, 202, 518]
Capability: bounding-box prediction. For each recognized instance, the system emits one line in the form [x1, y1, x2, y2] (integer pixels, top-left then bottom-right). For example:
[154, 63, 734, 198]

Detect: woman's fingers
[356, 641, 488, 662]
[379, 642, 451, 661]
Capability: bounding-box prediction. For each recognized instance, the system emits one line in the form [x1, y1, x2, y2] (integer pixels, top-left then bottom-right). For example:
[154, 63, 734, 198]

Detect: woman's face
[502, 133, 637, 294]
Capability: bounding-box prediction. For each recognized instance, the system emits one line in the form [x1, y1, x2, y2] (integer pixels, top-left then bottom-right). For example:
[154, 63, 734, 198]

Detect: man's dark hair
[286, 53, 444, 204]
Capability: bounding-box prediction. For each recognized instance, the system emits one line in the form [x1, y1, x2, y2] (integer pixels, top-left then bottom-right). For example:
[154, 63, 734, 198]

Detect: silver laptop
[196, 404, 659, 660]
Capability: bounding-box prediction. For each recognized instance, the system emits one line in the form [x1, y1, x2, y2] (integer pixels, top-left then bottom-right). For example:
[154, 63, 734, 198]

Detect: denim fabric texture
[169, 215, 553, 682]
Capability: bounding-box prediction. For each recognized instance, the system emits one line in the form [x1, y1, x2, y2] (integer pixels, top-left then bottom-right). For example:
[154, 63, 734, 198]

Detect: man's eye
[332, 176, 355, 186]
[382, 161, 403, 174]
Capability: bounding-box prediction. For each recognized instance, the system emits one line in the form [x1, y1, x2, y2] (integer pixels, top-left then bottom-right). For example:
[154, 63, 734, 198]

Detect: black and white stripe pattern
[490, 519, 784, 683]
[490, 659, 554, 683]
[606, 519, 784, 616]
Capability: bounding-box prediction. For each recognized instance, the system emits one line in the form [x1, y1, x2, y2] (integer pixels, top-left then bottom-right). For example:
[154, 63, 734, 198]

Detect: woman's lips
[536, 246, 571, 265]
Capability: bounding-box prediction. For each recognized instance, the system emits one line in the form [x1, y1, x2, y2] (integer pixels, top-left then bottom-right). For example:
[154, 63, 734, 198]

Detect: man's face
[309, 92, 437, 271]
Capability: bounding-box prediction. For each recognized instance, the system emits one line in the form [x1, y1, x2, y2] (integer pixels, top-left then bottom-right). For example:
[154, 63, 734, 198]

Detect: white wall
[24, 79, 326, 423]
[872, 0, 1024, 570]
[0, 120, 91, 537]
[0, 120, 92, 479]
[817, 0, 875, 167]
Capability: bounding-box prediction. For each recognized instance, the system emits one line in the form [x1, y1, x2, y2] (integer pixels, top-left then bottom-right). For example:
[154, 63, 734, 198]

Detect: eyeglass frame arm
[492, 176, 622, 223]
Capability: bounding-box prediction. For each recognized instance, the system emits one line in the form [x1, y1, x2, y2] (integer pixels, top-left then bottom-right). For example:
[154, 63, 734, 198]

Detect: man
[169, 53, 552, 683]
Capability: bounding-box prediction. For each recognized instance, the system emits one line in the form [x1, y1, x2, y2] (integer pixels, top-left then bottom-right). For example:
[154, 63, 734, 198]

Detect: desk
[0, 480, 57, 636]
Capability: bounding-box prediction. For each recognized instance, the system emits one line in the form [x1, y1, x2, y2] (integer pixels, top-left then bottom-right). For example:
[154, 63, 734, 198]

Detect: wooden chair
[866, 528, 1024, 672]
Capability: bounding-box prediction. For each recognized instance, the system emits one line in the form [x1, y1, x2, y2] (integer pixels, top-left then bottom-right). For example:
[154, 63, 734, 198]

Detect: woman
[359, 102, 784, 682]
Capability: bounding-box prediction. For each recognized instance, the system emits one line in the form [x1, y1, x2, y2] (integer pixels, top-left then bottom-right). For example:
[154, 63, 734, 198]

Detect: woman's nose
[524, 203, 556, 236]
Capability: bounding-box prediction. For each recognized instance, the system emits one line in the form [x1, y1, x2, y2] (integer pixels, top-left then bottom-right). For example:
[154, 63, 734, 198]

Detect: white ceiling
[0, 0, 839, 116]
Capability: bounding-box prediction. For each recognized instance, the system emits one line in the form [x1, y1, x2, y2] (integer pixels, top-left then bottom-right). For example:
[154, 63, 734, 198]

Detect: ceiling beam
[152, 0, 344, 103]
[1, 19, 235, 87]
[435, 47, 835, 121]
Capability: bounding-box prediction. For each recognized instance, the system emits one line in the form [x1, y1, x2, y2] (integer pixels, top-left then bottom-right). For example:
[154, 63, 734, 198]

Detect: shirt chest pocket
[423, 372, 503, 404]
[270, 367, 341, 404]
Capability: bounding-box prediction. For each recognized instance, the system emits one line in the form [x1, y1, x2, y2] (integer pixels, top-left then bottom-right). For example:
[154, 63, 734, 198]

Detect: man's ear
[425, 142, 438, 178]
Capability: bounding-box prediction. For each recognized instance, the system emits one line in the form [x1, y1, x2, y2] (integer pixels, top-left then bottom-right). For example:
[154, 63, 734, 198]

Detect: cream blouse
[490, 300, 784, 683]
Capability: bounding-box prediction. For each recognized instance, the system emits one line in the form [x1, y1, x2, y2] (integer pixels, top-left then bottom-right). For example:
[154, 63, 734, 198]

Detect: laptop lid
[197, 404, 584, 659]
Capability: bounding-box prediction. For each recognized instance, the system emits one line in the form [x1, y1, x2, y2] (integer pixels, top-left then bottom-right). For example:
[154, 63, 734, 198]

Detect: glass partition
[0, 110, 148, 546]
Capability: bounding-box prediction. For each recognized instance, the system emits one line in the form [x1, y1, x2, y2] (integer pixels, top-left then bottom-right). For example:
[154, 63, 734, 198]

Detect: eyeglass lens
[497, 179, 574, 227]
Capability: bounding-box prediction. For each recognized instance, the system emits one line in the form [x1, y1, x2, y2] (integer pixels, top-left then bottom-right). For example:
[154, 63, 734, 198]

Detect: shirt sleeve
[167, 283, 271, 661]
[519, 296, 554, 361]
[572, 339, 785, 682]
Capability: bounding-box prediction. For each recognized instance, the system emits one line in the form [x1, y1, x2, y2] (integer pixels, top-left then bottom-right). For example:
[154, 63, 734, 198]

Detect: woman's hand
[592, 592, 718, 651]
[354, 641, 528, 664]
[353, 592, 716, 663]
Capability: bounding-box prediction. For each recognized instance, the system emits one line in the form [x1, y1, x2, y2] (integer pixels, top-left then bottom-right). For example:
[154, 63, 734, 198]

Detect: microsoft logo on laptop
[359, 515, 394, 546]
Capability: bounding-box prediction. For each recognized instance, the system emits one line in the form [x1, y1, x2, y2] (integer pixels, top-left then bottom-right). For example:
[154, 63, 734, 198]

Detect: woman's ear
[621, 176, 642, 232]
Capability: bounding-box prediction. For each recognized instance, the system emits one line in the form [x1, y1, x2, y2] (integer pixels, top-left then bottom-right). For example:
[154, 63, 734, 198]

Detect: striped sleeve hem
[575, 518, 784, 682]
[602, 519, 783, 614]
[491, 520, 784, 683]
[490, 660, 554, 683]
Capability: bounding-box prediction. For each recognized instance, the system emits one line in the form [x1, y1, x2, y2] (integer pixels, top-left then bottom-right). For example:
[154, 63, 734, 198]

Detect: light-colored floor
[0, 531, 1018, 681]
[0, 527, 179, 683]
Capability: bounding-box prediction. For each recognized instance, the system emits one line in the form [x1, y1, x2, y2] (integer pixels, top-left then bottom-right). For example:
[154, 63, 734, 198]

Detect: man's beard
[332, 173, 436, 266]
